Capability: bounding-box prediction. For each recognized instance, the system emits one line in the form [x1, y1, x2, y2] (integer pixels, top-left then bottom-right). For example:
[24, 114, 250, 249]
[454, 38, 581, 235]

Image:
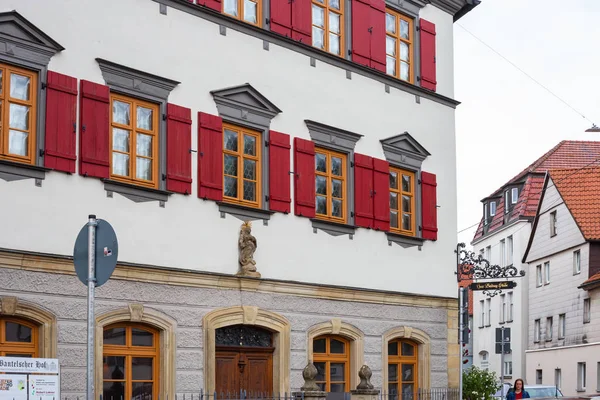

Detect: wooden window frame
[311, 0, 345, 57]
[388, 339, 418, 398]
[312, 335, 350, 392]
[0, 317, 38, 357]
[222, 122, 262, 209]
[315, 147, 347, 224]
[385, 9, 414, 83]
[389, 166, 416, 236]
[102, 323, 159, 400]
[223, 0, 262, 27]
[109, 93, 160, 189]
[0, 63, 38, 165]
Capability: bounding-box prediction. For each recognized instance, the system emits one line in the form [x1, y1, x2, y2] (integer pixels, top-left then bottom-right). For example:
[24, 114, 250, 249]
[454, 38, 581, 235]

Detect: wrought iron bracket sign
[456, 242, 525, 297]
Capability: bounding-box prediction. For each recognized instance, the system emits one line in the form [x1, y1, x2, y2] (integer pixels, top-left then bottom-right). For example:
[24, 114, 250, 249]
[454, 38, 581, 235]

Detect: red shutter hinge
[41, 82, 47, 90]
[265, 195, 270, 202]
[162, 174, 167, 181]
[265, 140, 270, 147]
[39, 149, 45, 157]
[189, 149, 198, 154]
[162, 114, 167, 121]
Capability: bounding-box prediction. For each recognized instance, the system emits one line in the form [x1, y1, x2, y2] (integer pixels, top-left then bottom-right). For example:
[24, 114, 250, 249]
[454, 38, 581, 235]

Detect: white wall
[0, 0, 459, 297]
[471, 221, 531, 383]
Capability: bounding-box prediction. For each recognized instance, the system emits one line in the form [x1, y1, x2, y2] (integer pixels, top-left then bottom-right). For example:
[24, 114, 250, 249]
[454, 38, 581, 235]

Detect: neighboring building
[470, 141, 600, 383]
[523, 167, 600, 396]
[459, 269, 474, 368]
[0, 0, 479, 399]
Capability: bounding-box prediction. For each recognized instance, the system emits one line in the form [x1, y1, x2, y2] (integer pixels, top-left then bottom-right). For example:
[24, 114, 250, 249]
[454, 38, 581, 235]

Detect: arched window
[388, 339, 418, 400]
[480, 351, 489, 371]
[103, 324, 159, 400]
[0, 317, 38, 357]
[313, 335, 350, 393]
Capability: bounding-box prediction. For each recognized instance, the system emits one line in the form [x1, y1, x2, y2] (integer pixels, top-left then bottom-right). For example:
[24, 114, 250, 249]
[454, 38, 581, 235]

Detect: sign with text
[0, 358, 59, 374]
[0, 374, 27, 400]
[470, 281, 517, 291]
[29, 375, 59, 400]
[0, 358, 60, 400]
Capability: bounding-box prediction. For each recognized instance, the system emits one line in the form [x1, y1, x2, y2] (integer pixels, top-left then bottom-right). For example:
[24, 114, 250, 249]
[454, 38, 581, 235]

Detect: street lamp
[585, 124, 600, 132]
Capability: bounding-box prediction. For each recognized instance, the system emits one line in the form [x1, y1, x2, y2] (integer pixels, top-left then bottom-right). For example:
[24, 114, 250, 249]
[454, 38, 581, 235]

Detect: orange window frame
[311, 0, 345, 56]
[223, 0, 262, 26]
[222, 123, 262, 208]
[389, 167, 416, 236]
[103, 324, 159, 400]
[313, 335, 351, 392]
[0, 63, 38, 165]
[109, 94, 159, 189]
[385, 9, 414, 83]
[388, 339, 418, 398]
[0, 317, 38, 357]
[315, 147, 347, 224]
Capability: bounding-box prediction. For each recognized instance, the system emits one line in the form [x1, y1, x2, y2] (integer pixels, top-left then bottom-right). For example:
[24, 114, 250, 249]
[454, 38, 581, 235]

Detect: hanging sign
[469, 281, 517, 291]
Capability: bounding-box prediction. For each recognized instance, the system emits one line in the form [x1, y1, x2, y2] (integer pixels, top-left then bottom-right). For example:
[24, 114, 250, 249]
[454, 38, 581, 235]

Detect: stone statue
[237, 221, 260, 278]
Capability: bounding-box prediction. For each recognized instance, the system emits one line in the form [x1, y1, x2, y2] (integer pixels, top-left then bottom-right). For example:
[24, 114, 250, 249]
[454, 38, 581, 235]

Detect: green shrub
[462, 366, 500, 400]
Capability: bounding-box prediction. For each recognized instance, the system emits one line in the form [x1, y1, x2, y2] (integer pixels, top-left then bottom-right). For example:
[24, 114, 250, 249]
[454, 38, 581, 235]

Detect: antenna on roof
[585, 124, 600, 133]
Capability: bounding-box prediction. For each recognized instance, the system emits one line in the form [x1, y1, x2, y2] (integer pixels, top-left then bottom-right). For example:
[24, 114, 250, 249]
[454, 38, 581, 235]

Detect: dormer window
[490, 201, 496, 216]
[504, 190, 510, 214]
[511, 187, 519, 204]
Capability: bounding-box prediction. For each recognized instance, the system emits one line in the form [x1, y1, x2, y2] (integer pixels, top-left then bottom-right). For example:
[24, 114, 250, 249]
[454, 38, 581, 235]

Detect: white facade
[472, 221, 531, 383]
[524, 179, 599, 396]
[0, 0, 459, 298]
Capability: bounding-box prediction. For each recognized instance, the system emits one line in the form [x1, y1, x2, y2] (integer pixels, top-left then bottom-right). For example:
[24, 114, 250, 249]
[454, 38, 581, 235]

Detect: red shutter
[351, 0, 371, 67]
[198, 112, 223, 201]
[421, 171, 438, 240]
[269, 131, 291, 213]
[291, 0, 312, 43]
[369, 0, 386, 73]
[44, 71, 78, 173]
[419, 18, 437, 92]
[197, 0, 221, 12]
[293, 137, 315, 218]
[166, 103, 193, 195]
[354, 153, 374, 229]
[372, 158, 390, 231]
[270, 0, 292, 37]
[79, 80, 110, 179]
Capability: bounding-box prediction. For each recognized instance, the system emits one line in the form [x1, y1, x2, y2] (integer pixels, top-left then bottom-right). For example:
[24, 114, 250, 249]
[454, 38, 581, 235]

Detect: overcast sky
[454, 0, 600, 246]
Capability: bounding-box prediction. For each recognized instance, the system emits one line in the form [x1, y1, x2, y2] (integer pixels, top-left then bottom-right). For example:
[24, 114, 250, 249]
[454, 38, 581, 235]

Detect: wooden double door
[215, 347, 273, 396]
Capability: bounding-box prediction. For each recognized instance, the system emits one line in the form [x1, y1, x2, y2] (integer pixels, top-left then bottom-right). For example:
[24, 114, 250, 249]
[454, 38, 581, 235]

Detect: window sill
[576, 389, 586, 393]
[103, 179, 171, 205]
[310, 218, 356, 238]
[485, 324, 491, 328]
[386, 231, 424, 249]
[0, 159, 48, 185]
[506, 320, 514, 323]
[534, 340, 540, 344]
[217, 202, 274, 224]
[545, 339, 553, 342]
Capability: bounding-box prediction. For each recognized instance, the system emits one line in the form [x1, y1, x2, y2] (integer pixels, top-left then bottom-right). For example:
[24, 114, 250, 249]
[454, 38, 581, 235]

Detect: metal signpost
[458, 287, 469, 400]
[73, 215, 119, 400]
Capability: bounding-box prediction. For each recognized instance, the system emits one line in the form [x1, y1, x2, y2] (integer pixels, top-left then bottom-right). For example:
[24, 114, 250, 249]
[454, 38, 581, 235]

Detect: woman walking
[507, 379, 530, 400]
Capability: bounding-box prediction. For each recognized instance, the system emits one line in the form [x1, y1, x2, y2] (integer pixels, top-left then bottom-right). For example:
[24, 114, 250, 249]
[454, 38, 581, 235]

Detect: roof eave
[453, 0, 481, 21]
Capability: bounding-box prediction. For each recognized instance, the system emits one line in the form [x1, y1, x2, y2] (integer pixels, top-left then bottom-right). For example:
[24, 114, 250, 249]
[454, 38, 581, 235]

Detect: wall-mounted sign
[0, 374, 27, 400]
[0, 358, 59, 374]
[29, 375, 59, 400]
[469, 281, 517, 291]
[0, 357, 60, 400]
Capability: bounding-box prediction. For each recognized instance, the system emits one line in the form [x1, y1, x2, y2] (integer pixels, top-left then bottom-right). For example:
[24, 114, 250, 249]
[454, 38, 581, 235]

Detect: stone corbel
[0, 296, 18, 315]
[129, 303, 144, 322]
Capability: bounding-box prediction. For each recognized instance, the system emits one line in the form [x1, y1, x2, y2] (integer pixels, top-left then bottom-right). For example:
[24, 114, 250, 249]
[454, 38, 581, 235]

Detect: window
[536, 265, 542, 287]
[550, 211, 557, 236]
[0, 63, 38, 165]
[484, 203, 488, 226]
[511, 187, 519, 204]
[583, 298, 591, 324]
[504, 361, 513, 376]
[480, 351, 489, 370]
[0, 317, 38, 357]
[385, 10, 413, 83]
[315, 147, 347, 223]
[312, 0, 344, 56]
[485, 246, 491, 262]
[554, 368, 561, 390]
[545, 317, 552, 341]
[103, 324, 159, 400]
[504, 190, 510, 214]
[388, 340, 417, 400]
[479, 300, 485, 328]
[507, 292, 514, 322]
[500, 294, 506, 323]
[558, 314, 565, 339]
[389, 167, 415, 235]
[479, 249, 484, 258]
[507, 236, 513, 265]
[223, 123, 262, 208]
[577, 362, 586, 391]
[490, 201, 497, 216]
[500, 239, 506, 267]
[110, 94, 159, 188]
[486, 298, 491, 326]
[573, 250, 581, 275]
[534, 319, 541, 342]
[544, 262, 550, 285]
[223, 0, 261, 26]
[536, 369, 543, 384]
[313, 335, 350, 392]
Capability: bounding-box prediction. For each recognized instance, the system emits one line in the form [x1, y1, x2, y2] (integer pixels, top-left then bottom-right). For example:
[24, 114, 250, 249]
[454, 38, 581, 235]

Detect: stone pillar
[294, 362, 328, 400]
[350, 365, 380, 400]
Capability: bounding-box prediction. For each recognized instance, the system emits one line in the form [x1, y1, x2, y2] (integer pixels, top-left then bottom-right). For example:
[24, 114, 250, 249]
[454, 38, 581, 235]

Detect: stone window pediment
[380, 132, 430, 170]
[211, 83, 281, 127]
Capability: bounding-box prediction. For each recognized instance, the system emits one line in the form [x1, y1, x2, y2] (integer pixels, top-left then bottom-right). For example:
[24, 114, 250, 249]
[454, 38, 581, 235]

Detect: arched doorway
[215, 324, 274, 395]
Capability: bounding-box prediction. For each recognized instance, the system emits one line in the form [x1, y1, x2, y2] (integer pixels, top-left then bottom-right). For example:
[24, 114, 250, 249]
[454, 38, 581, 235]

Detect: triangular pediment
[210, 83, 281, 117]
[380, 132, 431, 160]
[0, 11, 64, 52]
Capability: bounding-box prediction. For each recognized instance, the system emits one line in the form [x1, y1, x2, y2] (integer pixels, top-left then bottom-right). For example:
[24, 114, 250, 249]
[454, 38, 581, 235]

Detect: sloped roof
[579, 272, 600, 290]
[549, 167, 600, 240]
[473, 141, 600, 242]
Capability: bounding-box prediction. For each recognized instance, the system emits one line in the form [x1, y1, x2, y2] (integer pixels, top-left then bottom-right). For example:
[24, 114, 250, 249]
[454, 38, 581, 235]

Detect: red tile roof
[458, 268, 473, 315]
[549, 167, 600, 240]
[581, 272, 600, 288]
[473, 141, 600, 242]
